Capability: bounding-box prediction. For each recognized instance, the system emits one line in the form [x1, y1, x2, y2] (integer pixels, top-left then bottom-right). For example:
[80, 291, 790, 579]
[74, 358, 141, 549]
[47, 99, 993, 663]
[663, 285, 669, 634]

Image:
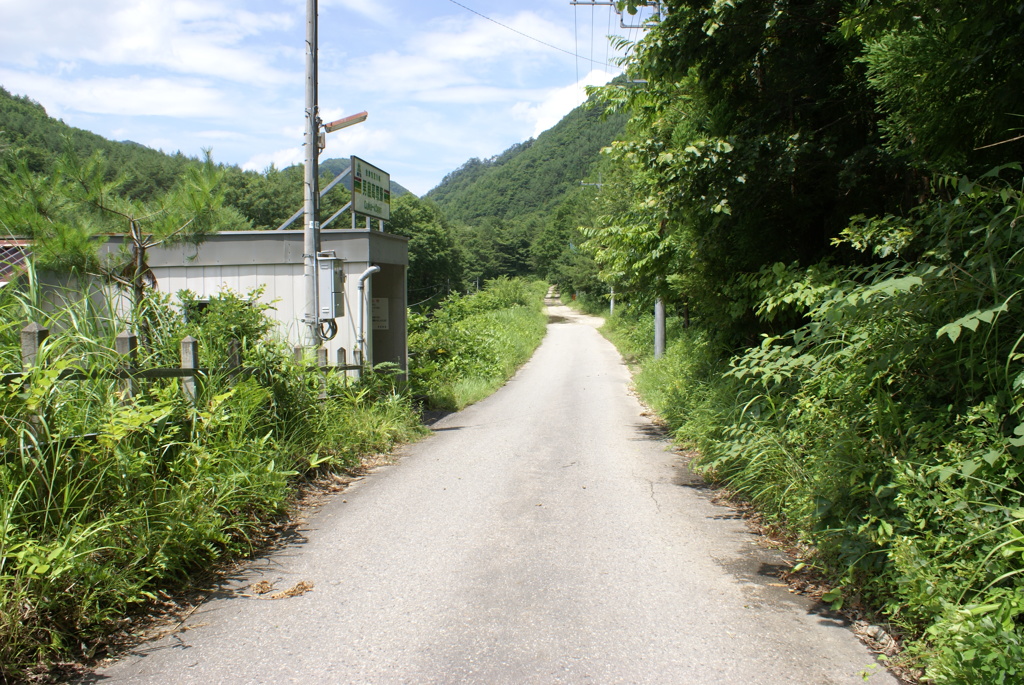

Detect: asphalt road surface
[91, 304, 896, 684]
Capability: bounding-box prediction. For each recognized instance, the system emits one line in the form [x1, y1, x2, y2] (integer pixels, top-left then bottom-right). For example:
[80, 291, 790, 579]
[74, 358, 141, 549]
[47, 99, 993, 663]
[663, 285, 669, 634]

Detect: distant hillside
[0, 87, 412, 231]
[0, 86, 194, 202]
[426, 102, 626, 225]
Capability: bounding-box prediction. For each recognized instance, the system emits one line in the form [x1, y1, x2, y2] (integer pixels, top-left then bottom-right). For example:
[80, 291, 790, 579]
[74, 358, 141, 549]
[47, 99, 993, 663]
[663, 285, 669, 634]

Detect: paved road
[92, 305, 895, 684]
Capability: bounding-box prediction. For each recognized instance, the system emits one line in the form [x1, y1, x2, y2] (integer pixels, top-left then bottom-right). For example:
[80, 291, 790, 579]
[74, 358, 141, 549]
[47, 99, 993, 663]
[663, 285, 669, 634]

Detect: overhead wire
[589, 2, 595, 76]
[605, 3, 613, 70]
[574, 2, 581, 104]
[445, 0, 617, 70]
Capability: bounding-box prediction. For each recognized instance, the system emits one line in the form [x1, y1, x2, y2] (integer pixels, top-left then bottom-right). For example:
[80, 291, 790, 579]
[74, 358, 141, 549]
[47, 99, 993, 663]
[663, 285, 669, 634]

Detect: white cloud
[0, 70, 235, 118]
[407, 12, 572, 64]
[0, 0, 297, 85]
[414, 86, 548, 105]
[339, 11, 578, 100]
[242, 145, 304, 173]
[513, 68, 617, 138]
[195, 130, 249, 141]
[321, 0, 395, 23]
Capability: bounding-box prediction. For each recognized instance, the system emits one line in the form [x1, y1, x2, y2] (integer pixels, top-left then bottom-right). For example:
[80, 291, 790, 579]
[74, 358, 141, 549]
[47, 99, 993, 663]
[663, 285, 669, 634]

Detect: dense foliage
[591, 1, 1024, 680]
[385, 194, 465, 309]
[408, 277, 547, 410]
[0, 273, 423, 681]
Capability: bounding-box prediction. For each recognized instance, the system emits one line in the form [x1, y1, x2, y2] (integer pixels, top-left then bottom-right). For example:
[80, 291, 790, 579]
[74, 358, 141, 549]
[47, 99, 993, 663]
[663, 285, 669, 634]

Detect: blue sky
[0, 0, 656, 195]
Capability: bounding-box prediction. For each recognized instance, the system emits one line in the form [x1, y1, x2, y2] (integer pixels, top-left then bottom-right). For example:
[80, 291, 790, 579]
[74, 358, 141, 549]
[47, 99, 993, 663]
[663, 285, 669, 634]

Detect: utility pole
[568, 1, 662, 28]
[654, 297, 666, 359]
[303, 0, 321, 346]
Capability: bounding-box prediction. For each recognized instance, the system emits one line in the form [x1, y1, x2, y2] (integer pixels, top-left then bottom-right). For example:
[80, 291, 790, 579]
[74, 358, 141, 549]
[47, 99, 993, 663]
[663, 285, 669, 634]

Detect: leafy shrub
[0, 277, 422, 679]
[409, 277, 547, 409]
[701, 170, 1024, 679]
[614, 168, 1024, 681]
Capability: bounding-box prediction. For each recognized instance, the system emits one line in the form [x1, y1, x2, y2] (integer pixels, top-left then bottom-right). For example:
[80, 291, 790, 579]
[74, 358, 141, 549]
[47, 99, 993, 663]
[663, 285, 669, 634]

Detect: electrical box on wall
[317, 251, 345, 320]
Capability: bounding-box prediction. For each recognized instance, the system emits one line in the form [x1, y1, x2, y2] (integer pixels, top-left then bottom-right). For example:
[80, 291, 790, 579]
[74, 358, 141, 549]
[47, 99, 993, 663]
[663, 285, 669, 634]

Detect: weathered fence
[1, 323, 368, 459]
[5, 323, 364, 403]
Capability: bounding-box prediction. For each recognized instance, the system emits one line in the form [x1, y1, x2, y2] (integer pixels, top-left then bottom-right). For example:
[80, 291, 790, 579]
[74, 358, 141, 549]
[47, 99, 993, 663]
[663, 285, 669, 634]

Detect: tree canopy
[586, 0, 1024, 345]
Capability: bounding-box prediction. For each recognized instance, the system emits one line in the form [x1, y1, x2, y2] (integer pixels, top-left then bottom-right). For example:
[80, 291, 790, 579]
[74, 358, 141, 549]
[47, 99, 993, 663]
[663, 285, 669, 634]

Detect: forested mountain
[0, 86, 194, 202]
[427, 102, 626, 225]
[420, 96, 626, 295]
[0, 87, 409, 233]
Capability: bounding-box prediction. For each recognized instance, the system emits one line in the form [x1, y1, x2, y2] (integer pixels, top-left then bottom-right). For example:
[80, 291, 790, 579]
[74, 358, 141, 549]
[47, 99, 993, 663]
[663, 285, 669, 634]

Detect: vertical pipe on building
[357, 265, 381, 373]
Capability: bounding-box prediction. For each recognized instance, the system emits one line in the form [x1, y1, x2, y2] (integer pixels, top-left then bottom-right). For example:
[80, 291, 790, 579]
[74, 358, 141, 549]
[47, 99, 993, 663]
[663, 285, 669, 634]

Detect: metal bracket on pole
[569, 1, 662, 29]
[322, 201, 353, 229]
[278, 167, 352, 230]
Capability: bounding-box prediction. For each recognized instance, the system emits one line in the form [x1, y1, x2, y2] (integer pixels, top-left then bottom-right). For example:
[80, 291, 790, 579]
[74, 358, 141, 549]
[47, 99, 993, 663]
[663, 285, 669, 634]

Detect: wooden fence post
[337, 348, 349, 387]
[181, 336, 199, 405]
[227, 339, 242, 375]
[21, 322, 48, 370]
[116, 331, 138, 398]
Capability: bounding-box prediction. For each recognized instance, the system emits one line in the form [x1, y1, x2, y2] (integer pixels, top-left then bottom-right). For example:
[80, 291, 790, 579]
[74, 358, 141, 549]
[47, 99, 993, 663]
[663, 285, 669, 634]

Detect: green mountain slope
[0, 86, 193, 202]
[416, 98, 625, 296]
[0, 87, 410, 231]
[426, 102, 626, 225]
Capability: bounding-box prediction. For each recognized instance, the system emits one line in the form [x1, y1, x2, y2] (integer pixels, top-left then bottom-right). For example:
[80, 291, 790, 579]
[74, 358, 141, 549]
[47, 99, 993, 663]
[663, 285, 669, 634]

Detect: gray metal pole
[654, 297, 666, 359]
[303, 0, 320, 345]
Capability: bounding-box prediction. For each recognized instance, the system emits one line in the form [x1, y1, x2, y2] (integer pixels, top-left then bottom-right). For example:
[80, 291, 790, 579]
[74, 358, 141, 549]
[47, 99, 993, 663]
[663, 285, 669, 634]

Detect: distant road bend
[94, 303, 895, 684]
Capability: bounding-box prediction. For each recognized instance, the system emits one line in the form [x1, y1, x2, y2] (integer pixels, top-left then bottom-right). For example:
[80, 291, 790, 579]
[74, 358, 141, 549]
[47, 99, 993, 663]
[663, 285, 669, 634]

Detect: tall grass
[607, 172, 1024, 682]
[0, 270, 423, 680]
[408, 277, 547, 410]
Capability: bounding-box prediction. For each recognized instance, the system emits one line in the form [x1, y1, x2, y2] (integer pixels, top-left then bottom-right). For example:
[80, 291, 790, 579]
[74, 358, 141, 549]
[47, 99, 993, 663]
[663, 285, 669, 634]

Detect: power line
[590, 2, 595, 72]
[445, 0, 617, 69]
[574, 3, 580, 104]
[605, 3, 613, 69]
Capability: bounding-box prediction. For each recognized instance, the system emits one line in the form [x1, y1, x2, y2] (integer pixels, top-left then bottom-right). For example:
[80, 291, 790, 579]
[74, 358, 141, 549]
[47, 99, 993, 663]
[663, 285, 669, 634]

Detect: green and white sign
[352, 156, 391, 221]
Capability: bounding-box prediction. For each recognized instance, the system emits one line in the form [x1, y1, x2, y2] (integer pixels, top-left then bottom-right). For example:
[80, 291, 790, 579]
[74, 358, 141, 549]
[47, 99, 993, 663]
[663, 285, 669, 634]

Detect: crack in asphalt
[648, 480, 662, 514]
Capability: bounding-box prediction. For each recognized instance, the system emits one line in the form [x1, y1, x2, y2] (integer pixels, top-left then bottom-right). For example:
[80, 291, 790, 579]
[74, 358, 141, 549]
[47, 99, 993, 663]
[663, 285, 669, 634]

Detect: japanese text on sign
[352, 156, 391, 221]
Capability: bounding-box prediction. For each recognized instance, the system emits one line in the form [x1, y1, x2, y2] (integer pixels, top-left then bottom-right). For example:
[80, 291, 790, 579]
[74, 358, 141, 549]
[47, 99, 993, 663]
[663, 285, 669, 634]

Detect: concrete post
[116, 330, 138, 398]
[181, 336, 199, 405]
[654, 298, 666, 360]
[20, 322, 48, 370]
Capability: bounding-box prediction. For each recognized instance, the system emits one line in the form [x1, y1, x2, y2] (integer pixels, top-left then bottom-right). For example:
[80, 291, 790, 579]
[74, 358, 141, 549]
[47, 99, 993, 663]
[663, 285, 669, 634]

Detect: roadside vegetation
[409, 277, 548, 411]
[0, 272, 546, 681]
[585, 2, 1024, 681]
[0, 271, 425, 680]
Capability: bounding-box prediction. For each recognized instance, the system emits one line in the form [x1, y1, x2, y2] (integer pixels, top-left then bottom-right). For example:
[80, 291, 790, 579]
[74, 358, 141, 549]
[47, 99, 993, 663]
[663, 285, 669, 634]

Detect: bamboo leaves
[938, 301, 1011, 344]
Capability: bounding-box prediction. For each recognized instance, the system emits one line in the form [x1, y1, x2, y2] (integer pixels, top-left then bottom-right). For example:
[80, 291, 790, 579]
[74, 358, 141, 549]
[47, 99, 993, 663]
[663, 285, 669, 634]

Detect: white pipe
[357, 265, 380, 370]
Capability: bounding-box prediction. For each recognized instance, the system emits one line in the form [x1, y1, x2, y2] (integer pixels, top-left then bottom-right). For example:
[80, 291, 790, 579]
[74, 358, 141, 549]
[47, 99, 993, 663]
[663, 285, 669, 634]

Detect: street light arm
[324, 111, 368, 133]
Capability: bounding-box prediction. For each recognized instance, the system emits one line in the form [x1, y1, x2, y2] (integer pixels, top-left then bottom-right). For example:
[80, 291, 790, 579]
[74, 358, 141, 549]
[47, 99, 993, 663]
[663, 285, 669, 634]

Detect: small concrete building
[111, 229, 409, 375]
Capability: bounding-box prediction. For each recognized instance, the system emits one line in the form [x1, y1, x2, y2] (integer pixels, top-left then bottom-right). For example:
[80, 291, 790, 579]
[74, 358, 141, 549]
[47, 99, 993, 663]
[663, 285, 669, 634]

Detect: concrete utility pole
[303, 0, 321, 346]
[654, 297, 666, 359]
